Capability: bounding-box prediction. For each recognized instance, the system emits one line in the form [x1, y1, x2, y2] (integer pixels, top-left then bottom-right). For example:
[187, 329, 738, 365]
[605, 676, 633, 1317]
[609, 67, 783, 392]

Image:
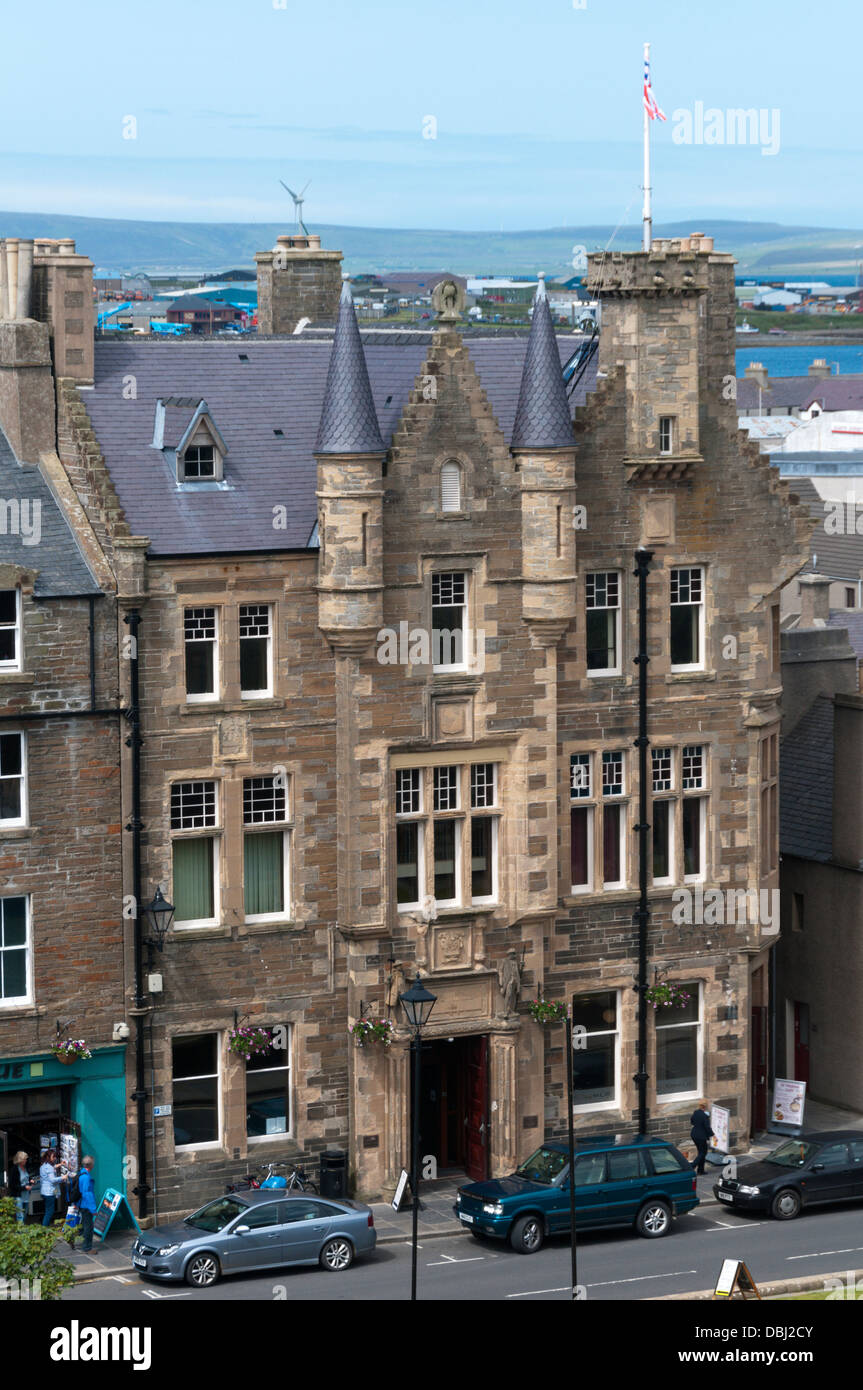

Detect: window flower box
[228, 1026, 272, 1060]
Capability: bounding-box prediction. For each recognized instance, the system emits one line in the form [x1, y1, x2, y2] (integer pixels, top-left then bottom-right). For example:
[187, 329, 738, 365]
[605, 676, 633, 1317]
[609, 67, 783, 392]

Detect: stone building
[21, 227, 811, 1218]
[0, 238, 125, 1194]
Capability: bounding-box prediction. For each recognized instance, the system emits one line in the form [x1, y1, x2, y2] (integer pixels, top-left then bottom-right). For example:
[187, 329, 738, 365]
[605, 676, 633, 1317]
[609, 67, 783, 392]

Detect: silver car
[130, 1190, 376, 1287]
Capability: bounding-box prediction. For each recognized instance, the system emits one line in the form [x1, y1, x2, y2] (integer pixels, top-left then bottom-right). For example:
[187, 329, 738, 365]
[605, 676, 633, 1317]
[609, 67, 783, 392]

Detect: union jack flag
[643, 55, 666, 122]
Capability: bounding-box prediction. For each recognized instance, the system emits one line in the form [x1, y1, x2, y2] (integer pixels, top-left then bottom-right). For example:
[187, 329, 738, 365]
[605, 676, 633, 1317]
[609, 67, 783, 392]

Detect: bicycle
[285, 1164, 318, 1194]
[224, 1172, 261, 1194]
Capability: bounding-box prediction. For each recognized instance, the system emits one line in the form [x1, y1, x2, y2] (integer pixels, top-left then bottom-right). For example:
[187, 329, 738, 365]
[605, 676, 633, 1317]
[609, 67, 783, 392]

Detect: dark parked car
[455, 1137, 698, 1253]
[130, 1190, 376, 1286]
[713, 1130, 863, 1219]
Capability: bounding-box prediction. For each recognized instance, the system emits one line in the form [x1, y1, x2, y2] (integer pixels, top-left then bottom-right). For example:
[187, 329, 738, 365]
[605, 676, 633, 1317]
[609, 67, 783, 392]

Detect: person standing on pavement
[39, 1148, 66, 1227]
[690, 1101, 715, 1175]
[77, 1155, 98, 1252]
[9, 1151, 34, 1222]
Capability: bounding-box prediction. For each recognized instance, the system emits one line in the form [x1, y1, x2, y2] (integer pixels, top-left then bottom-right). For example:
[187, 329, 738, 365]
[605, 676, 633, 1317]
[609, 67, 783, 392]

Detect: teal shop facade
[0, 1046, 127, 1195]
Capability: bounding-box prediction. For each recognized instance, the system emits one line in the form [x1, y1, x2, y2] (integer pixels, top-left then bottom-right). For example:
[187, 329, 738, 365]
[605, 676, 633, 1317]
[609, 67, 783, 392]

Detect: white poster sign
[771, 1078, 806, 1127]
[710, 1104, 730, 1153]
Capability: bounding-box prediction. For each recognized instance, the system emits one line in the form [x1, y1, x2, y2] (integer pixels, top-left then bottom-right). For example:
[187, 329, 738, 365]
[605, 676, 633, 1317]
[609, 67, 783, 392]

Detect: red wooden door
[750, 1006, 768, 1133]
[464, 1036, 489, 1182]
[794, 1002, 810, 1085]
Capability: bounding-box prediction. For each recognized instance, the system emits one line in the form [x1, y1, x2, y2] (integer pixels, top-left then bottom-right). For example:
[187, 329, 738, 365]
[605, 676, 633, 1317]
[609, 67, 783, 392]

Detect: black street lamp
[398, 972, 437, 1302]
[141, 887, 175, 960]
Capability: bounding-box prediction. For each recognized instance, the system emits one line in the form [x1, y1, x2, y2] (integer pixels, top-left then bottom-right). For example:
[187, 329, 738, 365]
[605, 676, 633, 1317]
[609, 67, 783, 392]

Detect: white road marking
[427, 1254, 485, 1266]
[507, 1269, 697, 1298]
[787, 1246, 863, 1261]
[141, 1288, 193, 1299]
[706, 1220, 764, 1230]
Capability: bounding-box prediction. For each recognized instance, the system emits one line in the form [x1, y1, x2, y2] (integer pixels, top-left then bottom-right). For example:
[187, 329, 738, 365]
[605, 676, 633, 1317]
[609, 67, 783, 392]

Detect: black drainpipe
[124, 608, 150, 1218]
[632, 548, 653, 1139]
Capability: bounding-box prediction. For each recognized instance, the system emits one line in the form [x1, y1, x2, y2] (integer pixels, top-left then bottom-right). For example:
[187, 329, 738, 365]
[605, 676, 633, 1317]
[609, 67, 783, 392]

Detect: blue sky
[2, 0, 861, 228]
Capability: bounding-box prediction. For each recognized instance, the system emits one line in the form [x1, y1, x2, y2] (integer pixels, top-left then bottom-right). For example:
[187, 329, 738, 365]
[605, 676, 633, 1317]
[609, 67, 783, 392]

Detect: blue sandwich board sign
[93, 1188, 141, 1242]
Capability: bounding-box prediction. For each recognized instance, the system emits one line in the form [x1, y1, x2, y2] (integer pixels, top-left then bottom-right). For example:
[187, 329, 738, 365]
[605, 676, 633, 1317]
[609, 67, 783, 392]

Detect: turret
[511, 274, 577, 646]
[315, 277, 386, 655]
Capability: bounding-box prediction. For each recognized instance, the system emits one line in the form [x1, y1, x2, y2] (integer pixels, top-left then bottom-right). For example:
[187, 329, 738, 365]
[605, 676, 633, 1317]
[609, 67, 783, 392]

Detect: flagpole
[642, 40, 651, 252]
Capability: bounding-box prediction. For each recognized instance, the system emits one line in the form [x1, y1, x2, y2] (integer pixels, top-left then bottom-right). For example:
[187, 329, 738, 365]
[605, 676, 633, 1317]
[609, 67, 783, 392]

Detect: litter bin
[319, 1149, 347, 1199]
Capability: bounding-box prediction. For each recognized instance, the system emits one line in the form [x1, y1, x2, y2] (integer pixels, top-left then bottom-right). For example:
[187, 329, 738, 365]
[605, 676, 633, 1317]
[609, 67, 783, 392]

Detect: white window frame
[571, 988, 621, 1114]
[0, 895, 31, 1008]
[659, 416, 674, 455]
[184, 607, 219, 703]
[246, 1026, 292, 1143]
[650, 747, 675, 888]
[239, 604, 273, 699]
[601, 752, 626, 891]
[396, 768, 425, 911]
[470, 813, 498, 906]
[585, 571, 621, 677]
[0, 589, 21, 672]
[0, 732, 27, 828]
[681, 745, 708, 885]
[570, 753, 594, 894]
[670, 567, 705, 673]
[172, 1032, 222, 1152]
[433, 816, 462, 908]
[171, 780, 221, 930]
[431, 571, 469, 674]
[656, 983, 703, 1104]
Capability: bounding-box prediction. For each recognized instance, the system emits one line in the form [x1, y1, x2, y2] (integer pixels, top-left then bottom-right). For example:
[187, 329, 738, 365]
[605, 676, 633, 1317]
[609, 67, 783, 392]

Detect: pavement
[59, 1098, 863, 1282]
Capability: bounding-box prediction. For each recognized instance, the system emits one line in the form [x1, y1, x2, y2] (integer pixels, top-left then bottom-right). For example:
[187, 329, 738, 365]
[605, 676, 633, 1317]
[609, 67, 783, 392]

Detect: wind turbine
[280, 179, 311, 236]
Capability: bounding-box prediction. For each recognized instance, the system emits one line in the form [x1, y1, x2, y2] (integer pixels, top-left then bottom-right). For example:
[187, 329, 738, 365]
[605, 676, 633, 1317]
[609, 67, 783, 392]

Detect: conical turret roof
[315, 278, 384, 453]
[511, 273, 573, 449]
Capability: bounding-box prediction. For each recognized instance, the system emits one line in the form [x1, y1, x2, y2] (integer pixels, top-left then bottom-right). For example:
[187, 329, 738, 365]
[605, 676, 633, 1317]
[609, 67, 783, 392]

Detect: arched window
[440, 461, 462, 513]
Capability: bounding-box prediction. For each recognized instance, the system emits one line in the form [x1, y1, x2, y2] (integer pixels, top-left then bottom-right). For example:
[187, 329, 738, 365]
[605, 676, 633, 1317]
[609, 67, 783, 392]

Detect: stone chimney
[255, 233, 343, 334]
[798, 573, 831, 626]
[808, 358, 832, 378]
[832, 693, 863, 866]
[30, 238, 95, 385]
[587, 234, 735, 472]
[0, 237, 56, 464]
[744, 361, 769, 389]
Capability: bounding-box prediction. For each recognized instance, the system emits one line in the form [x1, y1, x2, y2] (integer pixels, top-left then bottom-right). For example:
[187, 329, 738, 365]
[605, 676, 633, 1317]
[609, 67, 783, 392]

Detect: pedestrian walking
[9, 1151, 34, 1223]
[39, 1148, 66, 1227]
[690, 1100, 714, 1175]
[78, 1154, 97, 1252]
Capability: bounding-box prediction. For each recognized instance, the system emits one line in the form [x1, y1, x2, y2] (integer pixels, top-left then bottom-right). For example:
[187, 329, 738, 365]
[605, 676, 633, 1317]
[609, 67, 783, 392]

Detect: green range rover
[455, 1136, 699, 1253]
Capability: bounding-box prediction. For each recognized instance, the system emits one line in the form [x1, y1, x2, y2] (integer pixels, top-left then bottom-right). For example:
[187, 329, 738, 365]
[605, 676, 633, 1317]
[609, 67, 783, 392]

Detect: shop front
[0, 1046, 127, 1212]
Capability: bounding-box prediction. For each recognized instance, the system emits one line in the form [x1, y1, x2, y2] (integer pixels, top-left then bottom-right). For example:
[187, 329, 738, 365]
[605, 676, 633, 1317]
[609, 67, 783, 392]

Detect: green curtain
[173, 838, 214, 922]
[244, 832, 283, 916]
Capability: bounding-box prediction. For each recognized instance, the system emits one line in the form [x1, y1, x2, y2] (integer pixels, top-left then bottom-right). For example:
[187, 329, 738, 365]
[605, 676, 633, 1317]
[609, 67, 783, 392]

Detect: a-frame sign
[712, 1259, 762, 1300]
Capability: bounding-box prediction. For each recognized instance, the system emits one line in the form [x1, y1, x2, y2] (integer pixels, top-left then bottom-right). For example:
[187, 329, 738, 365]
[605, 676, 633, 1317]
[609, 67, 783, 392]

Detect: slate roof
[84, 330, 590, 555]
[780, 694, 834, 862]
[510, 277, 575, 450]
[780, 475, 863, 580]
[0, 427, 101, 596]
[827, 611, 863, 660]
[737, 375, 863, 414]
[315, 281, 384, 455]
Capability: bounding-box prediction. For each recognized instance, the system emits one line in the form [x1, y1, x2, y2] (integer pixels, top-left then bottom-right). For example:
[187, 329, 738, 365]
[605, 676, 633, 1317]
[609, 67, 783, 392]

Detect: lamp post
[633, 547, 653, 1139]
[141, 886, 175, 964]
[565, 1005, 579, 1300]
[398, 972, 437, 1302]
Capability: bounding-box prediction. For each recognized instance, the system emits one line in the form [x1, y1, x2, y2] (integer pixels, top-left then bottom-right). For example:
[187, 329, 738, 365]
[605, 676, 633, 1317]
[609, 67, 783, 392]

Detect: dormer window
[182, 444, 216, 481]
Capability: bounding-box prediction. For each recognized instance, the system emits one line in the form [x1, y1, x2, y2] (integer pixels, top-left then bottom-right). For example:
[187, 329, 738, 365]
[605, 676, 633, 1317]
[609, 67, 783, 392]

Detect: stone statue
[385, 960, 407, 1012]
[497, 948, 522, 1017]
[432, 278, 465, 322]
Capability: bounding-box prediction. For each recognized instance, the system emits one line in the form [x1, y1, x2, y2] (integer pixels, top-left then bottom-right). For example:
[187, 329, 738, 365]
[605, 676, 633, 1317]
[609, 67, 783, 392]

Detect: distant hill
[2, 211, 863, 277]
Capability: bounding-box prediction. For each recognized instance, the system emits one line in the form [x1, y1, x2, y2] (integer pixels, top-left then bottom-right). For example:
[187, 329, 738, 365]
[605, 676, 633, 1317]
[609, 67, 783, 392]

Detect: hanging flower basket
[528, 998, 566, 1025]
[51, 1038, 92, 1064]
[351, 1018, 395, 1047]
[228, 1025, 272, 1059]
[644, 982, 691, 1011]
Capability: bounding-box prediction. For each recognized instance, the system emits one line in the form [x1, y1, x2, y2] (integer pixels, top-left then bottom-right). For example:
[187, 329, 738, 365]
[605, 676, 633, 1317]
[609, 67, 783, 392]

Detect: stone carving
[497, 948, 522, 1017]
[438, 929, 467, 966]
[432, 278, 465, 322]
